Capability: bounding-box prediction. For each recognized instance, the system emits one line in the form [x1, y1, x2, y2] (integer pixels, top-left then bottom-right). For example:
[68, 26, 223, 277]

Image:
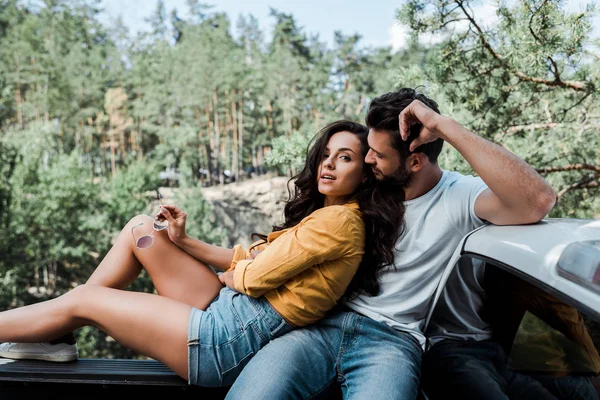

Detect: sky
[98, 0, 599, 51]
[99, 0, 405, 49]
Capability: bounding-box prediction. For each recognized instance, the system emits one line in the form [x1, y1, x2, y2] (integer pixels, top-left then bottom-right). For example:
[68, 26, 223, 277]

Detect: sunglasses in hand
[132, 191, 169, 250]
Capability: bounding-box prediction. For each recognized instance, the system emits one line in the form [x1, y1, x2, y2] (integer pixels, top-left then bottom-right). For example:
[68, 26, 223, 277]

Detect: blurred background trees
[0, 0, 597, 357]
[399, 0, 599, 218]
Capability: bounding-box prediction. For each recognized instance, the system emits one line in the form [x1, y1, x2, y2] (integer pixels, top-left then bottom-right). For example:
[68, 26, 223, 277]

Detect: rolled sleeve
[232, 205, 363, 298]
[228, 244, 248, 271]
[233, 259, 252, 293]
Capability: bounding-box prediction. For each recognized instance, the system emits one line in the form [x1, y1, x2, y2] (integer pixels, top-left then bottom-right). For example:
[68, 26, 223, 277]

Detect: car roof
[463, 218, 600, 315]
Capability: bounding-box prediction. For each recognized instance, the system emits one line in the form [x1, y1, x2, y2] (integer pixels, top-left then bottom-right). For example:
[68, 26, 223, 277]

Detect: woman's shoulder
[306, 203, 362, 225]
[292, 203, 364, 245]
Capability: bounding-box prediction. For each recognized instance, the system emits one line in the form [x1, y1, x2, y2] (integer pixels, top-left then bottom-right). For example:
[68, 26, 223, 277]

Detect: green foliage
[174, 181, 226, 246]
[0, 140, 17, 230]
[266, 124, 316, 175]
[104, 159, 163, 229]
[1, 122, 106, 304]
[398, 0, 600, 218]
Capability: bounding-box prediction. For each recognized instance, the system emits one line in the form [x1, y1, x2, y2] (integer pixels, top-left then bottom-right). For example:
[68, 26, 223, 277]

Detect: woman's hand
[219, 270, 237, 291]
[157, 204, 188, 244]
[217, 251, 257, 292]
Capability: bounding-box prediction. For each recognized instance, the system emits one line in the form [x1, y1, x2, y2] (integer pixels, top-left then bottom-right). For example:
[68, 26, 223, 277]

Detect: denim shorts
[187, 286, 293, 387]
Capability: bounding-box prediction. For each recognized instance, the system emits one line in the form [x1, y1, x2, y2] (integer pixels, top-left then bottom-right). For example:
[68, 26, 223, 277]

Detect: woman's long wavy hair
[255, 120, 406, 297]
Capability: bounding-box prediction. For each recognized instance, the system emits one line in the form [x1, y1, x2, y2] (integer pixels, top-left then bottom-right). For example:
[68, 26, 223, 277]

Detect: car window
[481, 263, 600, 397]
[425, 256, 600, 399]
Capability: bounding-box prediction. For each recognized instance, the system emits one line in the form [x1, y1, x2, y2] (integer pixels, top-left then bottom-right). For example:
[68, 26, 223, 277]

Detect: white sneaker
[0, 342, 78, 362]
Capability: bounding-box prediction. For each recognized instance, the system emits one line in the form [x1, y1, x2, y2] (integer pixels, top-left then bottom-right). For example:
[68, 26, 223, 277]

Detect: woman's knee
[126, 214, 154, 230]
[64, 284, 102, 322]
[125, 215, 156, 247]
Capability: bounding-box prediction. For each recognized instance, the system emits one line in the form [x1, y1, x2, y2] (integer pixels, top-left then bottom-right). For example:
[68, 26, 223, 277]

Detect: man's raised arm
[400, 100, 556, 225]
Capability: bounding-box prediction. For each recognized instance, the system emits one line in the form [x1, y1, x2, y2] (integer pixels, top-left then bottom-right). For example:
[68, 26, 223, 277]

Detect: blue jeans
[225, 308, 423, 400]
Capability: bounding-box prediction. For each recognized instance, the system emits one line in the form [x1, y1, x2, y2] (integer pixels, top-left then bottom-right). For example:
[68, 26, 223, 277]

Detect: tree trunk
[15, 81, 23, 129]
[59, 121, 64, 153]
[121, 127, 128, 158]
[137, 90, 143, 159]
[289, 86, 296, 134]
[283, 105, 290, 136]
[252, 145, 258, 171]
[231, 90, 239, 183]
[206, 104, 214, 185]
[194, 108, 202, 182]
[258, 145, 264, 173]
[267, 101, 274, 139]
[238, 90, 244, 182]
[314, 109, 321, 128]
[130, 120, 136, 154]
[110, 131, 117, 178]
[77, 122, 82, 168]
[44, 76, 49, 122]
[138, 116, 144, 159]
[34, 266, 40, 295]
[355, 95, 366, 115]
[225, 94, 232, 182]
[213, 89, 223, 186]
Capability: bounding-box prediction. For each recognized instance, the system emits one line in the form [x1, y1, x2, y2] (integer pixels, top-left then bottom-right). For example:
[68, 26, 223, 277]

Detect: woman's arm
[158, 204, 235, 271]
[233, 206, 364, 297]
[174, 236, 235, 271]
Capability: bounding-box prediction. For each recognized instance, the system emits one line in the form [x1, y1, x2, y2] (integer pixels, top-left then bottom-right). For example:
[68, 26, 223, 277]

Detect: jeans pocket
[228, 293, 261, 332]
[245, 295, 266, 318]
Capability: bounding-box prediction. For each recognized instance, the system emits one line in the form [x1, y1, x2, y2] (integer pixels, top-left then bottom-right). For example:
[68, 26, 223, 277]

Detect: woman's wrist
[172, 234, 189, 248]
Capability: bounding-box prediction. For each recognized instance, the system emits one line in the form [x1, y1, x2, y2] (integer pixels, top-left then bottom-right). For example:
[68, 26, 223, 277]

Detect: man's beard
[374, 164, 413, 189]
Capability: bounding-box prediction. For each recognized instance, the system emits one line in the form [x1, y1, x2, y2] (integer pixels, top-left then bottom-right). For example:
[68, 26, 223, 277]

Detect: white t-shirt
[344, 170, 488, 349]
[425, 257, 493, 347]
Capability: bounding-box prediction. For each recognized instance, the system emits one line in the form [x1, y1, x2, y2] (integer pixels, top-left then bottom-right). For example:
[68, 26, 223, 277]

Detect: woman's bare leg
[0, 284, 192, 379]
[86, 215, 223, 310]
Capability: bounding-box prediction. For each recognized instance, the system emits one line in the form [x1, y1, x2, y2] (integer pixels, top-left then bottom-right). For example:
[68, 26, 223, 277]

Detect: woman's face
[317, 130, 366, 206]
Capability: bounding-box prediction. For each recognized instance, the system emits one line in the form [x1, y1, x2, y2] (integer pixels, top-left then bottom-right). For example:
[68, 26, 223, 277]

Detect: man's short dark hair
[366, 88, 443, 163]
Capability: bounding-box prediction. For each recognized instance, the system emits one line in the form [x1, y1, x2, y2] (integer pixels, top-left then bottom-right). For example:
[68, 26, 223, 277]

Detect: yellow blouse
[230, 202, 365, 327]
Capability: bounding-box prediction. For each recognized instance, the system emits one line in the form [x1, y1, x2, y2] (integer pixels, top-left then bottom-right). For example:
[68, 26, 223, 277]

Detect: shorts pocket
[218, 336, 256, 386]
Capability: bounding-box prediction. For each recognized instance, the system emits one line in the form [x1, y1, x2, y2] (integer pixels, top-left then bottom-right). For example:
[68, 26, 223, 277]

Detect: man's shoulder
[443, 170, 474, 182]
[441, 170, 486, 190]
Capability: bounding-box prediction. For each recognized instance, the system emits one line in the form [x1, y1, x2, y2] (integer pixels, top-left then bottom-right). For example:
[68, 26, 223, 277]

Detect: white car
[421, 218, 600, 399]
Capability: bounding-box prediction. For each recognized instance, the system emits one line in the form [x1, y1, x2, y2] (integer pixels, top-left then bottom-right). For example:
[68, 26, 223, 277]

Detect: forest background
[0, 0, 598, 358]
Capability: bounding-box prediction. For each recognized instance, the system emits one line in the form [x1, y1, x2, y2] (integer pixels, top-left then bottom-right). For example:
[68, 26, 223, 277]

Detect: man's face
[365, 129, 414, 187]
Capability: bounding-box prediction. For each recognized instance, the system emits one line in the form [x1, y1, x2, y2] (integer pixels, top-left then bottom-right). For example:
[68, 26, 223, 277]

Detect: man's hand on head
[399, 100, 447, 152]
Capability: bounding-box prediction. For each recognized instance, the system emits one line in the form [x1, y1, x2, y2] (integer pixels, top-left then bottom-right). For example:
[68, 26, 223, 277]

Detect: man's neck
[404, 164, 443, 201]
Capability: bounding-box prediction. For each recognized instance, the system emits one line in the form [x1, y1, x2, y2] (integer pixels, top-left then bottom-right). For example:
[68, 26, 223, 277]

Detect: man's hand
[219, 270, 237, 291]
[399, 99, 446, 152]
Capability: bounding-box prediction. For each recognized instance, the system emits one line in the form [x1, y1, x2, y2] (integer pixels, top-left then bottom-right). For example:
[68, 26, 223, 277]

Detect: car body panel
[462, 218, 600, 317]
